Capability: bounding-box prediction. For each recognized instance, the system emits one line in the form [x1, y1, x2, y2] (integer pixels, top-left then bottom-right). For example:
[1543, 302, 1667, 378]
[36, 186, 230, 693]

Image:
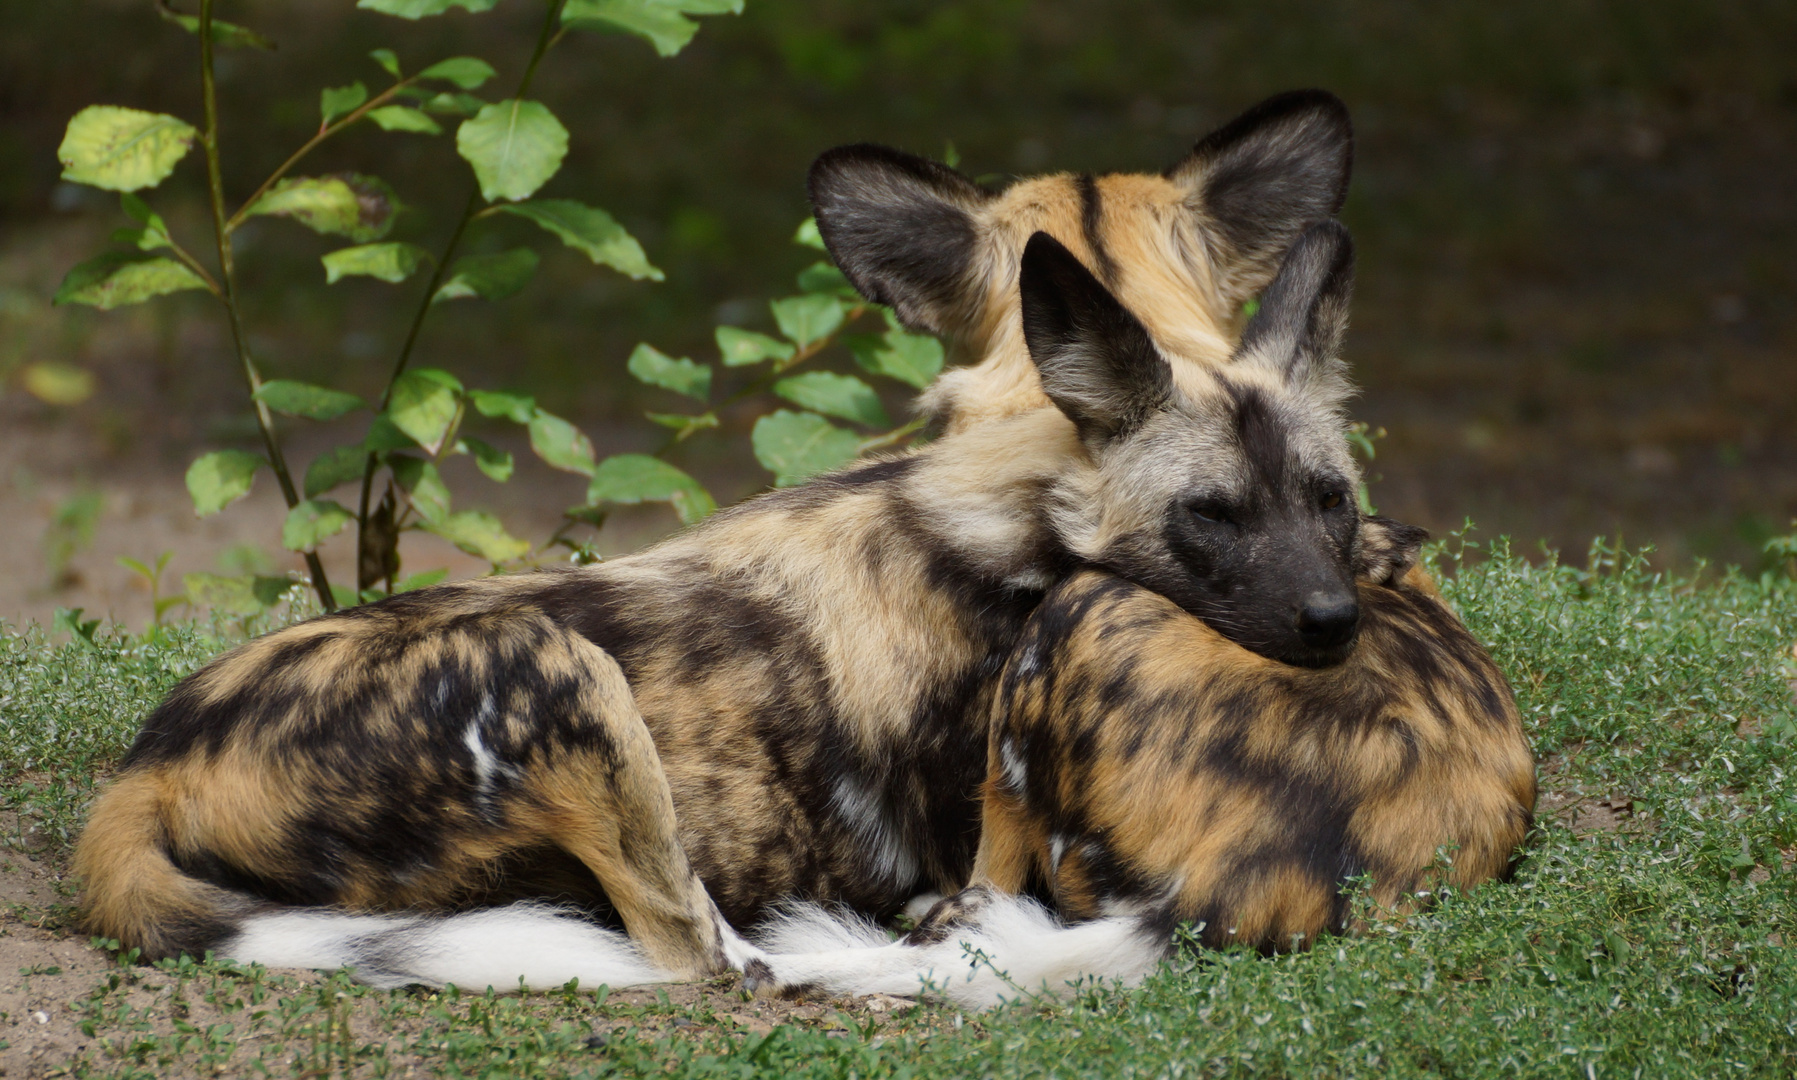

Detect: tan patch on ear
[929, 171, 1241, 433]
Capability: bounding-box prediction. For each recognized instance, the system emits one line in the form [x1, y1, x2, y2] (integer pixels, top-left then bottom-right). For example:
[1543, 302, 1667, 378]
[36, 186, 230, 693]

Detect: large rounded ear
[808, 145, 993, 336]
[1233, 219, 1355, 398]
[1166, 90, 1353, 305]
[1019, 231, 1172, 446]
[1355, 515, 1429, 585]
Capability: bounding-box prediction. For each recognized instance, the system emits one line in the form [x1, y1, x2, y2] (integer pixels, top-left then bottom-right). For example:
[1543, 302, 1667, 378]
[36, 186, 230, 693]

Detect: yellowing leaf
[21, 363, 96, 406]
[58, 106, 197, 192]
[245, 174, 397, 242]
[54, 252, 208, 310]
[322, 242, 429, 284]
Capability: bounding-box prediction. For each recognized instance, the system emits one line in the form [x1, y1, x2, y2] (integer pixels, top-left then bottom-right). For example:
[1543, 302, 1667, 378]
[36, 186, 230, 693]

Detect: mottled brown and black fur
[974, 565, 1536, 952]
[76, 91, 1377, 988]
[748, 560, 1535, 1006]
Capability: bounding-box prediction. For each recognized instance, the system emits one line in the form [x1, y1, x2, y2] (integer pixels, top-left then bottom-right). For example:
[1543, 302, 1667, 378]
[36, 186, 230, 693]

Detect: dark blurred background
[2, 0, 1794, 623]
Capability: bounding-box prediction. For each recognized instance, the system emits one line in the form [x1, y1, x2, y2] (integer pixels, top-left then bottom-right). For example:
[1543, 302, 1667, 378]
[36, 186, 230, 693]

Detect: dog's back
[980, 568, 1537, 951]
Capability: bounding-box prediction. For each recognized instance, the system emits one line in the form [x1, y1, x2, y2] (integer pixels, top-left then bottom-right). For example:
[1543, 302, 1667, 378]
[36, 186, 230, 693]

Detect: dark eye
[1191, 502, 1232, 525]
[1320, 491, 1345, 511]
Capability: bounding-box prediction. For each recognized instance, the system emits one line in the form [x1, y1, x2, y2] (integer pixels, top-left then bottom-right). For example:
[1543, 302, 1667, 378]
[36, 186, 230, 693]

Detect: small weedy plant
[51, 0, 941, 614]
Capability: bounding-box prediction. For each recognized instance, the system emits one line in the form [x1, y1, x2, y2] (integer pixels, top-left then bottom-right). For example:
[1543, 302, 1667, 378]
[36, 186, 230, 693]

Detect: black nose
[1296, 591, 1359, 650]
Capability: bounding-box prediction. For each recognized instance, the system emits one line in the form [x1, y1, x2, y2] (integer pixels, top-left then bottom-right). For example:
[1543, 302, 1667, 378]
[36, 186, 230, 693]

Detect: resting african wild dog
[74, 91, 1379, 990]
[750, 227, 1536, 1007]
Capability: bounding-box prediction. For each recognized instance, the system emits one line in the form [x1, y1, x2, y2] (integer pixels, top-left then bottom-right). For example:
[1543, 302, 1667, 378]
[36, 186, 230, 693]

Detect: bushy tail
[746, 889, 1170, 1009]
[74, 773, 679, 991]
[223, 903, 669, 991]
[74, 773, 254, 961]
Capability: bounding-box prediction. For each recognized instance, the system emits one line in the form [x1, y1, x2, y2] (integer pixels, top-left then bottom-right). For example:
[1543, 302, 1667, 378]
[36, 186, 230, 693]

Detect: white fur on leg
[222, 902, 670, 991]
[751, 895, 1168, 1009]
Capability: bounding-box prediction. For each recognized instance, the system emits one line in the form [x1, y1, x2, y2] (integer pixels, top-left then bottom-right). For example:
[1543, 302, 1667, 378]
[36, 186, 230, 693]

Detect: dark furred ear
[1356, 515, 1429, 585]
[1234, 220, 1355, 388]
[1019, 232, 1172, 444]
[1166, 90, 1353, 300]
[808, 144, 993, 335]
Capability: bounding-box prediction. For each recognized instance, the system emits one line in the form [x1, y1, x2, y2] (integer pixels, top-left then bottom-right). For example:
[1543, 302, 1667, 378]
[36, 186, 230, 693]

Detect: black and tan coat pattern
[750, 565, 1535, 1007]
[75, 91, 1380, 991]
[745, 235, 1535, 1009]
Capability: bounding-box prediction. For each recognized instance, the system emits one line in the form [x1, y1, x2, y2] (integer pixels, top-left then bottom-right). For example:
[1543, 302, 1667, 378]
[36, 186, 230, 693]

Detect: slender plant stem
[352, 0, 568, 585]
[352, 184, 478, 586]
[161, 235, 222, 296]
[199, 0, 336, 611]
[224, 79, 419, 233]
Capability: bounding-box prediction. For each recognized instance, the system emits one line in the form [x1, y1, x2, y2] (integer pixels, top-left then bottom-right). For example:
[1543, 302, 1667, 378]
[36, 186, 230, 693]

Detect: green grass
[2, 536, 1794, 1078]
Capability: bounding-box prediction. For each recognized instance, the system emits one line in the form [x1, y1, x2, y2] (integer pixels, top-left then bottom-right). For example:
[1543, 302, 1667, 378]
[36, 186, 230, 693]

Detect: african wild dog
[747, 228, 1536, 1007]
[75, 91, 1377, 991]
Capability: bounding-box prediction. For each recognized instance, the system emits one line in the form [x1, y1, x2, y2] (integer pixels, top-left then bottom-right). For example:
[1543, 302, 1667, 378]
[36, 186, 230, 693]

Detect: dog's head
[1027, 221, 1423, 667]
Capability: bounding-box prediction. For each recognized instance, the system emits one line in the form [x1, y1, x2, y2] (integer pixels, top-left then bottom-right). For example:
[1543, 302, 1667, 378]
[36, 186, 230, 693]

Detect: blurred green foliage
[42, 0, 946, 614]
[3, 0, 1795, 569]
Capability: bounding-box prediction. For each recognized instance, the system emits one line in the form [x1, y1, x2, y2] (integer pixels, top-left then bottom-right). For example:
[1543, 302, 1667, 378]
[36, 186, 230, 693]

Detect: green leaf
[357, 0, 501, 18]
[321, 81, 369, 126]
[52, 607, 101, 646]
[396, 567, 449, 592]
[254, 380, 365, 421]
[304, 444, 368, 497]
[183, 572, 270, 617]
[770, 294, 845, 348]
[386, 368, 463, 453]
[793, 217, 825, 250]
[497, 200, 662, 281]
[323, 241, 430, 284]
[424, 510, 530, 563]
[58, 106, 198, 192]
[562, 0, 744, 58]
[115, 193, 174, 251]
[363, 413, 419, 452]
[626, 343, 710, 401]
[389, 456, 452, 525]
[370, 48, 402, 77]
[158, 9, 277, 49]
[528, 409, 597, 476]
[185, 450, 264, 517]
[54, 252, 207, 310]
[419, 56, 496, 89]
[120, 192, 161, 225]
[432, 248, 538, 302]
[715, 326, 795, 367]
[245, 174, 397, 242]
[773, 372, 889, 427]
[848, 329, 945, 390]
[282, 499, 355, 552]
[110, 226, 157, 250]
[366, 105, 442, 135]
[456, 436, 514, 481]
[456, 99, 569, 203]
[468, 389, 535, 423]
[751, 410, 860, 487]
[586, 454, 716, 525]
[644, 411, 718, 434]
[796, 261, 857, 299]
[424, 92, 486, 117]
